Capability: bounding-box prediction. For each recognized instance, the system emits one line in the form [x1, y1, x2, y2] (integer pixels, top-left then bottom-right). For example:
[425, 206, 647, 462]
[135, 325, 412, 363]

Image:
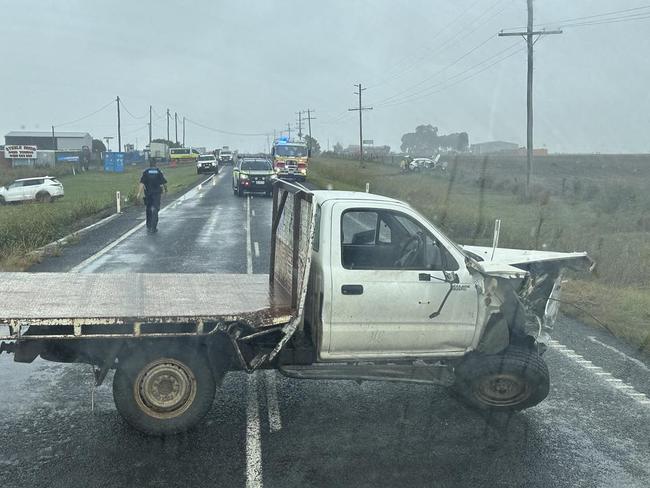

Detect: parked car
[196, 154, 219, 174]
[0, 176, 64, 204]
[232, 158, 275, 197]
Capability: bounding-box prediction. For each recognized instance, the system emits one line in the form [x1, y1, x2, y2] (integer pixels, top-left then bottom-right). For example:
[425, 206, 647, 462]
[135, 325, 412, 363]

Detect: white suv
[196, 154, 219, 174]
[0, 176, 65, 204]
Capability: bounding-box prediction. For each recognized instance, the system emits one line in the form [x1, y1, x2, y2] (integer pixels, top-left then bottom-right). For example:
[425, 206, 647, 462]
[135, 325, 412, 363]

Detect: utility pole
[303, 109, 316, 151]
[116, 96, 122, 152]
[348, 83, 372, 167]
[166, 109, 170, 142]
[296, 111, 303, 139]
[499, 0, 561, 199]
[174, 112, 178, 144]
[148, 105, 152, 145]
[286, 122, 291, 140]
[182, 116, 186, 147]
[51, 125, 56, 150]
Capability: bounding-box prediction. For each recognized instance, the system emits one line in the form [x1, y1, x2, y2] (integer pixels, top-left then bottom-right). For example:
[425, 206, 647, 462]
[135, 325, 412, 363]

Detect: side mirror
[443, 271, 459, 284]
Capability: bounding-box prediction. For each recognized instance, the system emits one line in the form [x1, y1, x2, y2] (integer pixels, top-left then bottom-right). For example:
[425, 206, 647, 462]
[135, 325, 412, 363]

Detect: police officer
[137, 161, 168, 233]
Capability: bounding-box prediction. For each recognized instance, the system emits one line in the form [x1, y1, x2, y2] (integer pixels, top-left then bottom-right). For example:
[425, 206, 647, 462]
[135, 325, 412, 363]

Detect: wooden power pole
[499, 0, 561, 199]
[348, 83, 372, 167]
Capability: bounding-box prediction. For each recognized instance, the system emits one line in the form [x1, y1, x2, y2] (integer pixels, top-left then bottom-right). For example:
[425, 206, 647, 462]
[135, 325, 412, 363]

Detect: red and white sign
[4, 145, 38, 159]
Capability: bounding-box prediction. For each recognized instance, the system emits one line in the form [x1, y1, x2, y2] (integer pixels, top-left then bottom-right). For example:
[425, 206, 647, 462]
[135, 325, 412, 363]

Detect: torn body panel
[464, 245, 594, 352]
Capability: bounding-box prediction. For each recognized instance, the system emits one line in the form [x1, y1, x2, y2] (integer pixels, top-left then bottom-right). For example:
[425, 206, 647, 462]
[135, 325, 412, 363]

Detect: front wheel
[0, 196, 5, 205]
[113, 345, 216, 436]
[452, 346, 549, 411]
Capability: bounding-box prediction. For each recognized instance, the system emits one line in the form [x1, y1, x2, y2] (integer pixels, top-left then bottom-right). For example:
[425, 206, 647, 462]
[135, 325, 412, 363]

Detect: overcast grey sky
[2, 0, 650, 153]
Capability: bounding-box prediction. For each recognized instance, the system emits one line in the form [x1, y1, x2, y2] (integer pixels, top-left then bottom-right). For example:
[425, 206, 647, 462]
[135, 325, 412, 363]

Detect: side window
[23, 180, 42, 187]
[8, 181, 24, 189]
[341, 209, 458, 271]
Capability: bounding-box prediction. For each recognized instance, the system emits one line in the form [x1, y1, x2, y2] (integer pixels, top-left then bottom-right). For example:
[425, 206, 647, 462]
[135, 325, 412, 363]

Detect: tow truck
[0, 181, 591, 436]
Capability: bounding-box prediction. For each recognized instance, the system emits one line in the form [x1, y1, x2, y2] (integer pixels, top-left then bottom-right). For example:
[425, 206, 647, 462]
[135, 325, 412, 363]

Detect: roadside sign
[363, 139, 374, 145]
[4, 145, 37, 159]
[104, 152, 125, 173]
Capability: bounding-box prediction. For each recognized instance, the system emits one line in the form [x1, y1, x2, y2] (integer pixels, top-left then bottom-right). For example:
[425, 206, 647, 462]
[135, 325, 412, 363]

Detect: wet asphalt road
[1, 168, 649, 488]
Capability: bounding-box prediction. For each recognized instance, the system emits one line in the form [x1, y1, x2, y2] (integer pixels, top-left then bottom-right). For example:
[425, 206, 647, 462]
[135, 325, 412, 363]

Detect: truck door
[324, 203, 479, 359]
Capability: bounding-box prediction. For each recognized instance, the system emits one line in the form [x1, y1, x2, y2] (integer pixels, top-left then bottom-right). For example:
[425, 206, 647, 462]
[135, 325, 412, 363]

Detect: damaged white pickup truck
[0, 182, 592, 435]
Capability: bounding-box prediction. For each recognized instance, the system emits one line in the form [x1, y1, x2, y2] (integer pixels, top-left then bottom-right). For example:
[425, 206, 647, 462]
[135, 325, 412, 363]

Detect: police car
[196, 154, 219, 174]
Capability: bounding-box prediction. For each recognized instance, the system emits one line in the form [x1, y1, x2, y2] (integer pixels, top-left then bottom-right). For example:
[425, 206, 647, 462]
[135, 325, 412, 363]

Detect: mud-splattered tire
[453, 346, 549, 411]
[113, 346, 216, 436]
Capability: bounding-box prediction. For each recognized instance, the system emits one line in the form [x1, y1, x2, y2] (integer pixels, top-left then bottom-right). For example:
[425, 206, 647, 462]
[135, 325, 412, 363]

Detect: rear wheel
[453, 346, 549, 411]
[113, 345, 216, 436]
[36, 192, 52, 203]
[237, 186, 244, 197]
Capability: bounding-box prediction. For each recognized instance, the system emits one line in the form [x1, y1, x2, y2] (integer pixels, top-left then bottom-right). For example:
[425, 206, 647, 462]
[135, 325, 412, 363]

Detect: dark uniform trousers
[144, 192, 162, 230]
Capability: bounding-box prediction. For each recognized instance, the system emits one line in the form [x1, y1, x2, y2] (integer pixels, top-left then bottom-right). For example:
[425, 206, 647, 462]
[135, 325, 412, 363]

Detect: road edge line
[69, 174, 215, 273]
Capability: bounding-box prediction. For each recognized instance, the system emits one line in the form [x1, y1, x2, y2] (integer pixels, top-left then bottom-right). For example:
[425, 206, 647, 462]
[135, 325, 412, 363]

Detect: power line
[502, 4, 650, 31]
[119, 99, 147, 119]
[376, 42, 523, 108]
[375, 33, 498, 106]
[366, 0, 507, 89]
[184, 117, 270, 137]
[54, 99, 115, 127]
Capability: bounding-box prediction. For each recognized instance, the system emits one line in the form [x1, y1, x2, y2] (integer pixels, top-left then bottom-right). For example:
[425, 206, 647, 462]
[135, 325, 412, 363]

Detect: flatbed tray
[0, 273, 292, 326]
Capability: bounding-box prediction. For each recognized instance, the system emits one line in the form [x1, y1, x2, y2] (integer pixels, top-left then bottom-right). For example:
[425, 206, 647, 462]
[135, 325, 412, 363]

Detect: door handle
[341, 284, 364, 295]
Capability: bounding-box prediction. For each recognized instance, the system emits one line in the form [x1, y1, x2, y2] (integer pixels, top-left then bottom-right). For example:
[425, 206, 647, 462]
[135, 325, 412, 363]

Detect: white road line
[587, 336, 650, 372]
[254, 242, 260, 258]
[548, 342, 650, 408]
[246, 196, 253, 274]
[70, 174, 216, 273]
[246, 373, 263, 488]
[265, 370, 282, 433]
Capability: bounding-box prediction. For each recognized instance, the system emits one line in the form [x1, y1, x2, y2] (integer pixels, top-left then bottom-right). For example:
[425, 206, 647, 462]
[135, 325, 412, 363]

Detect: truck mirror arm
[429, 282, 454, 319]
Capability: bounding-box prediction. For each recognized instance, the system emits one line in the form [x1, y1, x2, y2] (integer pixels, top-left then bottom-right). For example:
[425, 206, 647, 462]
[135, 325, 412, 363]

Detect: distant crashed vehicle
[0, 176, 64, 204]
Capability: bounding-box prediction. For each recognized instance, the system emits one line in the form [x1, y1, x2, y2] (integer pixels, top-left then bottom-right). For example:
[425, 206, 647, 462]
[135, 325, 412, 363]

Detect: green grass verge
[309, 156, 650, 352]
[0, 163, 201, 270]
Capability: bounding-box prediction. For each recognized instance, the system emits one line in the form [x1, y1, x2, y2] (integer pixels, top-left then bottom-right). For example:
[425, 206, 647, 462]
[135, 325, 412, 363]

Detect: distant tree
[152, 138, 182, 149]
[457, 132, 469, 151]
[304, 135, 321, 155]
[333, 142, 344, 154]
[92, 139, 106, 153]
[400, 125, 469, 155]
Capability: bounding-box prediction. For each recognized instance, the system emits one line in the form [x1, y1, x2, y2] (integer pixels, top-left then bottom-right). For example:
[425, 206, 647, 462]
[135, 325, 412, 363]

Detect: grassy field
[0, 163, 200, 269]
[309, 156, 650, 352]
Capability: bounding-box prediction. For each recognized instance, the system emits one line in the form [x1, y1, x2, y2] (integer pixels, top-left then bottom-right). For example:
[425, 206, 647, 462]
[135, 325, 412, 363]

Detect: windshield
[1, 3, 648, 488]
[275, 145, 308, 157]
[241, 160, 271, 171]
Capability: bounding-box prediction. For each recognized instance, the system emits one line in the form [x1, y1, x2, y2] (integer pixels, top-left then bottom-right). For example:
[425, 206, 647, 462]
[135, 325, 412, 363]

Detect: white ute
[0, 182, 592, 435]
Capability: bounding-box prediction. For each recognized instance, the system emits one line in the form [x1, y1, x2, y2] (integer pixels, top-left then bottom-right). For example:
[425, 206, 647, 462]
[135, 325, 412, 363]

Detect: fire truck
[270, 138, 310, 181]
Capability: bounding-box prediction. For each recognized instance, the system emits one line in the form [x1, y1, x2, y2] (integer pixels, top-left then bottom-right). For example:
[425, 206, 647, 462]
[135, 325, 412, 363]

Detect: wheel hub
[476, 373, 529, 406]
[135, 359, 197, 419]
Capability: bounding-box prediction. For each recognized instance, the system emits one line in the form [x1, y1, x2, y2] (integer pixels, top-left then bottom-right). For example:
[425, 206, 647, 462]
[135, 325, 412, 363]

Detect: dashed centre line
[547, 339, 650, 407]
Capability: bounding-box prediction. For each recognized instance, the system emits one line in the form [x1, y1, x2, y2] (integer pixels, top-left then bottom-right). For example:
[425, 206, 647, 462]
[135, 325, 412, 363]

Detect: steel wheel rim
[475, 373, 530, 407]
[134, 359, 197, 419]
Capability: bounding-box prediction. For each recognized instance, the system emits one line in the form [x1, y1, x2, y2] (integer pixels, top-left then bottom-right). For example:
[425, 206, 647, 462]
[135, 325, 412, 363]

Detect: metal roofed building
[4, 131, 92, 151]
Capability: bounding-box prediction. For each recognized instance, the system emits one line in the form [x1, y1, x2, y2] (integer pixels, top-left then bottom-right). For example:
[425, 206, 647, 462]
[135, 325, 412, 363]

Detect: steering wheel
[394, 232, 424, 267]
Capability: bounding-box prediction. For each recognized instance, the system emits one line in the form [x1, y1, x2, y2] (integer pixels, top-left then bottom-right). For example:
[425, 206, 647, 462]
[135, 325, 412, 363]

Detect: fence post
[365, 182, 370, 193]
[116, 191, 121, 214]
